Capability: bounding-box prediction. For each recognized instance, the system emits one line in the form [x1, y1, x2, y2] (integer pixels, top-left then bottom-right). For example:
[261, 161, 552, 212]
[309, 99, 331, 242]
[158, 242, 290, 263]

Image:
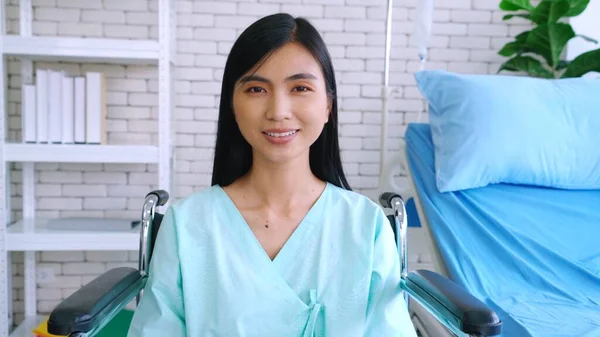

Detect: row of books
[21, 69, 107, 144]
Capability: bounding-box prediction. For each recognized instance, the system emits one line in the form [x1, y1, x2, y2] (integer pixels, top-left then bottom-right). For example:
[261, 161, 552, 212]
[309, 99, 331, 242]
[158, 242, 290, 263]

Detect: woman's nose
[265, 93, 292, 121]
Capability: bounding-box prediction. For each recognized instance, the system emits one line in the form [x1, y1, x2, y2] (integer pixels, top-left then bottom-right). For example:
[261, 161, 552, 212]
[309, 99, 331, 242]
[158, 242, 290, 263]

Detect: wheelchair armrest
[47, 267, 146, 335]
[406, 269, 502, 336]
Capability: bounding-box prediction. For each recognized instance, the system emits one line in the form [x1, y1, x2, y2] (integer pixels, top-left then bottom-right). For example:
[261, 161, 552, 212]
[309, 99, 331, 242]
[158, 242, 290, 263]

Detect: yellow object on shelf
[31, 317, 66, 337]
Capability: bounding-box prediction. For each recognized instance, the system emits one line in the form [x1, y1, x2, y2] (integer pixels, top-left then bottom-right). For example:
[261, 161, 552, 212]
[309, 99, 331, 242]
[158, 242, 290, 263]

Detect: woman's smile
[262, 128, 300, 145]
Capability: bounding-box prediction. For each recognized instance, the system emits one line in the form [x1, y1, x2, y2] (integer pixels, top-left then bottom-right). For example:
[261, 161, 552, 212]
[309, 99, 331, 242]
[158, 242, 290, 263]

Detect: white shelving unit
[4, 143, 160, 163]
[0, 1, 176, 336]
[7, 219, 140, 252]
[2, 35, 161, 64]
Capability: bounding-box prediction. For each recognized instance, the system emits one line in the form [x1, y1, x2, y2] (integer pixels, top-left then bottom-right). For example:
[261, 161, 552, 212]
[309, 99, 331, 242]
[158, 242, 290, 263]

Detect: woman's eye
[294, 86, 310, 92]
[247, 87, 265, 93]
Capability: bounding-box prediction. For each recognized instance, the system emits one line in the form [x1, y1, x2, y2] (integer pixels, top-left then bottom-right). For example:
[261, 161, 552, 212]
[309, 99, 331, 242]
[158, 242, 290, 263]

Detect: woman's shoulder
[325, 183, 389, 238]
[327, 183, 383, 216]
[168, 184, 227, 215]
[161, 185, 233, 237]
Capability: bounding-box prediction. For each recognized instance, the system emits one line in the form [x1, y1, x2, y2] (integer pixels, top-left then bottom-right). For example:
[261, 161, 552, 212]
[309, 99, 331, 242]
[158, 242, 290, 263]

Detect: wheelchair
[46, 189, 503, 337]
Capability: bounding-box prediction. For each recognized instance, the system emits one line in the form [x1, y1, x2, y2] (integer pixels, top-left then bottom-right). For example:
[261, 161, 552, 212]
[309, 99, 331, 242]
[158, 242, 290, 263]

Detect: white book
[35, 69, 48, 143]
[74, 76, 86, 144]
[61, 76, 74, 144]
[21, 84, 36, 143]
[85, 71, 106, 144]
[48, 70, 63, 143]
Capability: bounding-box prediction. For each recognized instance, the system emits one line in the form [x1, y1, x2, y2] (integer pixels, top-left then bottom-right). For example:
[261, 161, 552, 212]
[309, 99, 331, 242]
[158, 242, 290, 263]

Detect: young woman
[128, 13, 417, 337]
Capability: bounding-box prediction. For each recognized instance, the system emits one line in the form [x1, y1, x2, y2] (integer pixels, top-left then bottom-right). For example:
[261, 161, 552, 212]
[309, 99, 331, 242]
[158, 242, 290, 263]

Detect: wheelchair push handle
[379, 192, 403, 209]
[145, 190, 169, 206]
[139, 190, 169, 283]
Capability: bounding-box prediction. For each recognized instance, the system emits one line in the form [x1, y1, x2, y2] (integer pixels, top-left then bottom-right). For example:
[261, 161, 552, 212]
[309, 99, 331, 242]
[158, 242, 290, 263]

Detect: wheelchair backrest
[149, 212, 163, 263]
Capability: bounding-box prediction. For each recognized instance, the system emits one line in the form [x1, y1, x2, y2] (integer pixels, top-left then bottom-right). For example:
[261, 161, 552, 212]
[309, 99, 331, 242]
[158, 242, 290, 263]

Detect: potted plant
[497, 0, 600, 78]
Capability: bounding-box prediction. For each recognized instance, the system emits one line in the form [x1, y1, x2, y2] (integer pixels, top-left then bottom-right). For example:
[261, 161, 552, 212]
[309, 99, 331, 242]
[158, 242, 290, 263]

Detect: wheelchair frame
[47, 189, 502, 337]
[47, 190, 169, 337]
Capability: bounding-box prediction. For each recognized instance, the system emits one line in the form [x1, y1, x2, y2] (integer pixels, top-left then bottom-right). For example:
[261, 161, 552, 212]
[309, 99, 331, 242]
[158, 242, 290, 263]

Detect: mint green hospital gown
[127, 182, 417, 337]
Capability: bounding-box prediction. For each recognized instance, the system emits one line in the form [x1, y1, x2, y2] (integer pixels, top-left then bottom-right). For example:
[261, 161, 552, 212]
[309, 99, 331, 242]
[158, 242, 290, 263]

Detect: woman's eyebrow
[239, 74, 269, 83]
[286, 73, 317, 81]
[239, 73, 317, 84]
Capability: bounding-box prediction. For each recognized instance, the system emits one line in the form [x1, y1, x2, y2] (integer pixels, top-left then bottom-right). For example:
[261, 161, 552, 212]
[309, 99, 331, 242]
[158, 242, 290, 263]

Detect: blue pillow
[414, 70, 600, 192]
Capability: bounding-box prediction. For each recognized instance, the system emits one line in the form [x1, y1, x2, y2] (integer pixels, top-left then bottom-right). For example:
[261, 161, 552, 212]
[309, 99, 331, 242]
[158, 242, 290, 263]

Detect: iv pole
[413, 0, 435, 122]
[378, 0, 434, 190]
[379, 0, 394, 179]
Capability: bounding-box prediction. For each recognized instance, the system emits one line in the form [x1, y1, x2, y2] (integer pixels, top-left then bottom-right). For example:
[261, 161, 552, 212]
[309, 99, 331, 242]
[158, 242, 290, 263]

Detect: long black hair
[211, 13, 351, 191]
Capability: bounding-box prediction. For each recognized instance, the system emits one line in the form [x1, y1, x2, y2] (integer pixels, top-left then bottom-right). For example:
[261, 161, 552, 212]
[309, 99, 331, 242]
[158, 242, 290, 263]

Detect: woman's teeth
[265, 130, 297, 137]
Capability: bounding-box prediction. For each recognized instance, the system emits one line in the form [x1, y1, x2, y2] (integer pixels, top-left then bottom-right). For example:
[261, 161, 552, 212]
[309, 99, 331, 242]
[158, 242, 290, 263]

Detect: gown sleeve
[363, 207, 418, 337]
[127, 205, 187, 337]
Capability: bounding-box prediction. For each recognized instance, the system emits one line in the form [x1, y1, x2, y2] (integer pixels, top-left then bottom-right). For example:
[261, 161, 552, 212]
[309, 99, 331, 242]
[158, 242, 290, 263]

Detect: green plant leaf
[576, 34, 598, 44]
[557, 60, 570, 70]
[515, 31, 529, 41]
[500, 0, 533, 11]
[498, 31, 531, 57]
[564, 0, 589, 16]
[526, 22, 575, 68]
[499, 37, 532, 57]
[498, 41, 523, 56]
[529, 0, 570, 23]
[503, 13, 531, 20]
[561, 48, 600, 77]
[499, 55, 555, 78]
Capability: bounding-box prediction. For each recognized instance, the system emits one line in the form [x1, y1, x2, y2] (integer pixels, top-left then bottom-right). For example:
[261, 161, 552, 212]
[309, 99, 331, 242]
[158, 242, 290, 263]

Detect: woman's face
[232, 42, 331, 165]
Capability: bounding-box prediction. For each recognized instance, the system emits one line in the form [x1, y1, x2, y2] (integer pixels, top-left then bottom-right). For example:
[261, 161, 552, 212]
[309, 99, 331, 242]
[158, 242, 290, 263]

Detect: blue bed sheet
[405, 123, 600, 337]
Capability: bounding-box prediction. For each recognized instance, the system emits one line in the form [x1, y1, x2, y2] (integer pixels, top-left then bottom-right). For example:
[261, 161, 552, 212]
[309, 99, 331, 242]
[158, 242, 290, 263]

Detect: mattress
[405, 123, 600, 337]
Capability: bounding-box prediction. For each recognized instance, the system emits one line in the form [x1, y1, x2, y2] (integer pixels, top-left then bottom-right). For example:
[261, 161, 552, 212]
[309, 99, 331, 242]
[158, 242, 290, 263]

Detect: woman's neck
[242, 155, 325, 209]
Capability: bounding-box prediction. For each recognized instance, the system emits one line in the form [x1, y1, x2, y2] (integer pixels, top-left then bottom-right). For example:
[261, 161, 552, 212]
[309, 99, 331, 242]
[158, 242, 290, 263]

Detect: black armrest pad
[406, 269, 502, 336]
[48, 267, 144, 335]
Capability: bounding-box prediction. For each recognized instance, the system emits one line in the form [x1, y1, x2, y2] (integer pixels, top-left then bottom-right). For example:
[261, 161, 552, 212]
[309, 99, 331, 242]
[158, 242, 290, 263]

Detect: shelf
[2, 35, 159, 64]
[4, 143, 159, 163]
[7, 218, 140, 251]
[9, 315, 44, 337]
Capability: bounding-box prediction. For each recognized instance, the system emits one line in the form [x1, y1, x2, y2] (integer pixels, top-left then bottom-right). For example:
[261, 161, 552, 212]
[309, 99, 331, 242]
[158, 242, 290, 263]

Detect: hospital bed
[43, 189, 502, 336]
[378, 71, 600, 337]
[387, 123, 600, 337]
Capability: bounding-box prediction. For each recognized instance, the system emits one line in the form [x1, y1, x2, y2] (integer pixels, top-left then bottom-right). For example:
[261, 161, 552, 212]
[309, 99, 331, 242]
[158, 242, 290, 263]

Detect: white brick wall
[6, 0, 528, 328]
